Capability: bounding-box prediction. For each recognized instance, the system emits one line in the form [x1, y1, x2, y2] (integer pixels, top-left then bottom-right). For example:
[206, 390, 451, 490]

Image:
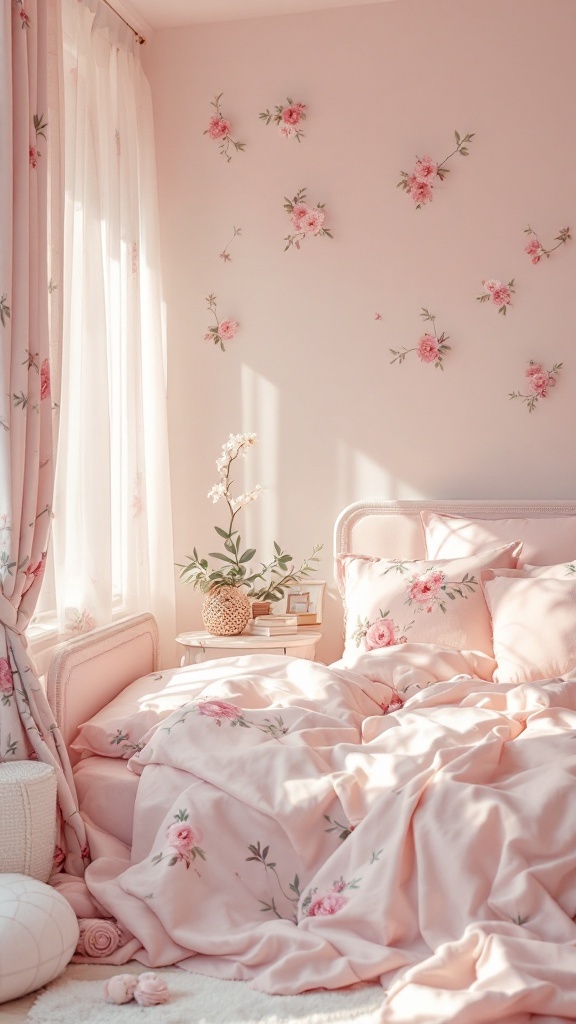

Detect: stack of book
[249, 614, 298, 636]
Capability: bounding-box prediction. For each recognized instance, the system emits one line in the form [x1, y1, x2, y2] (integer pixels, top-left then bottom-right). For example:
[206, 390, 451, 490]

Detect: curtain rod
[99, 0, 146, 44]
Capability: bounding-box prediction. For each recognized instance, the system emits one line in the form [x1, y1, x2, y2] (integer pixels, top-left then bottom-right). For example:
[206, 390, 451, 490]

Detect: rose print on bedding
[523, 224, 570, 263]
[390, 309, 451, 370]
[259, 97, 307, 140]
[509, 360, 562, 412]
[109, 729, 144, 756]
[405, 568, 479, 613]
[351, 610, 413, 650]
[151, 809, 206, 870]
[397, 130, 475, 208]
[477, 278, 515, 315]
[283, 187, 333, 250]
[300, 875, 361, 918]
[161, 698, 288, 739]
[246, 841, 302, 922]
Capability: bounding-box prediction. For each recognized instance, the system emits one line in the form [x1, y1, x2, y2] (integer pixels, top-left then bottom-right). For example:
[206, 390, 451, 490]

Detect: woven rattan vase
[202, 586, 251, 636]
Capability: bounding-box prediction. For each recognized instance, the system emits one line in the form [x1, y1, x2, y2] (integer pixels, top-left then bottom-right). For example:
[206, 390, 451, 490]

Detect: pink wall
[143, 0, 576, 664]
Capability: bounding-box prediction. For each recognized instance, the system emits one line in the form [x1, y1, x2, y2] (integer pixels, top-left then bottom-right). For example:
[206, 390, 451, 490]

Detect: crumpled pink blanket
[57, 647, 576, 1024]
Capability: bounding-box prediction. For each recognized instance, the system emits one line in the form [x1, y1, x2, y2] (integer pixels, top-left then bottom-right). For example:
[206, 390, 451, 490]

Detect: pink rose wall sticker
[523, 225, 571, 264]
[259, 98, 307, 140]
[509, 361, 562, 412]
[283, 188, 333, 250]
[397, 130, 475, 208]
[476, 278, 515, 315]
[219, 226, 242, 263]
[389, 309, 451, 370]
[204, 295, 239, 352]
[204, 94, 246, 162]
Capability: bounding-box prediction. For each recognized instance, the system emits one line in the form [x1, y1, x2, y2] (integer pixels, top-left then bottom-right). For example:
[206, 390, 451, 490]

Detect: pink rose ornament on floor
[134, 973, 170, 1006]
[397, 130, 475, 208]
[389, 309, 451, 369]
[283, 187, 333, 250]
[76, 918, 122, 958]
[103, 972, 169, 1006]
[509, 360, 562, 411]
[103, 975, 138, 1004]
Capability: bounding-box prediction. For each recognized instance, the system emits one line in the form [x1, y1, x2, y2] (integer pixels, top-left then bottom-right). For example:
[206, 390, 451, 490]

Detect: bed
[46, 499, 576, 1024]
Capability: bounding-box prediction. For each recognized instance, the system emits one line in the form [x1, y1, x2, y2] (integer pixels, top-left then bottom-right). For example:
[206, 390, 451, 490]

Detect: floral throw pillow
[340, 543, 522, 658]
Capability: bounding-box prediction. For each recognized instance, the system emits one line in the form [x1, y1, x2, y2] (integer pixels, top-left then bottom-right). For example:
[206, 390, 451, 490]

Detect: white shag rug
[27, 969, 385, 1024]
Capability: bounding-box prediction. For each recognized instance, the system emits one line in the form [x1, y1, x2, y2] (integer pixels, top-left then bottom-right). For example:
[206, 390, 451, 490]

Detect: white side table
[176, 629, 322, 666]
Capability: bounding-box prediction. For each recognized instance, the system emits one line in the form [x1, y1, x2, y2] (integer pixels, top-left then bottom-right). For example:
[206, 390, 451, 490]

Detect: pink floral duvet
[70, 647, 576, 1023]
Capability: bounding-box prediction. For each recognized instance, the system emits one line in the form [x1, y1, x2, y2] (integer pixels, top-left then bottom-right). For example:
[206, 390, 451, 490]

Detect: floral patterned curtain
[0, 0, 88, 875]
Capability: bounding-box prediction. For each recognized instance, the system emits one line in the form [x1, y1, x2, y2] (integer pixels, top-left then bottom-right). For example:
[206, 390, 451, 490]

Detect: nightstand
[176, 629, 322, 666]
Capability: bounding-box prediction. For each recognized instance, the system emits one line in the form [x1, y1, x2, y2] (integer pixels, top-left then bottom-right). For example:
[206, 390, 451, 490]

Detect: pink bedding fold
[57, 649, 576, 1023]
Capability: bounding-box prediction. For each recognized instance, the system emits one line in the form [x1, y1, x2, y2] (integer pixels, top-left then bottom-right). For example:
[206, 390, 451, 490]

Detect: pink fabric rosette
[134, 972, 170, 1006]
[76, 917, 123, 958]
[103, 975, 138, 1005]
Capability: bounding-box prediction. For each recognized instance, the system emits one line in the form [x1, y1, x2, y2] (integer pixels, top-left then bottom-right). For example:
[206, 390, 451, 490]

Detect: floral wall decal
[259, 98, 307, 140]
[204, 294, 239, 352]
[389, 309, 451, 370]
[204, 94, 245, 162]
[476, 278, 515, 315]
[509, 360, 562, 412]
[523, 225, 571, 264]
[283, 188, 333, 250]
[219, 226, 242, 263]
[397, 131, 475, 208]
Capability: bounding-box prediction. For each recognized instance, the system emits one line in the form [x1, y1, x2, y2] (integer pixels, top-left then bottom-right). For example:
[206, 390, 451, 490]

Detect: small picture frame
[283, 581, 326, 625]
[286, 591, 310, 614]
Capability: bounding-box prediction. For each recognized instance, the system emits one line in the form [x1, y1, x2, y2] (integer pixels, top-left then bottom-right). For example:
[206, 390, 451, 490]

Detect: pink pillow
[521, 559, 576, 579]
[340, 543, 522, 659]
[422, 510, 576, 566]
[71, 667, 209, 759]
[481, 570, 576, 683]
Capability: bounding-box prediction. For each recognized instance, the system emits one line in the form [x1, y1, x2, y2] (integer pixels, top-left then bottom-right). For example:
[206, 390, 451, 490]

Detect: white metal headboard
[333, 498, 576, 597]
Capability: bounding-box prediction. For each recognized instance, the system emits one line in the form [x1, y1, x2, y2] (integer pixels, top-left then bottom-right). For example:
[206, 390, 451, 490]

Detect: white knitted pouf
[0, 762, 57, 883]
[0, 873, 79, 1003]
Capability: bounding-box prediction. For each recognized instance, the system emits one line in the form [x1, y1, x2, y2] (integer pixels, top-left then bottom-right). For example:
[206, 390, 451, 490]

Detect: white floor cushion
[0, 873, 79, 1003]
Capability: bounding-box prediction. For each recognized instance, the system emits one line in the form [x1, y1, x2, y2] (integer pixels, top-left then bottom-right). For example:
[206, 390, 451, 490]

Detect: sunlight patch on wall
[241, 365, 279, 555]
[336, 442, 424, 510]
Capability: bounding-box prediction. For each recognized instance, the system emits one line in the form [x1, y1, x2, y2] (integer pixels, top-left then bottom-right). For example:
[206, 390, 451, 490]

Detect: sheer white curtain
[42, 0, 175, 662]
